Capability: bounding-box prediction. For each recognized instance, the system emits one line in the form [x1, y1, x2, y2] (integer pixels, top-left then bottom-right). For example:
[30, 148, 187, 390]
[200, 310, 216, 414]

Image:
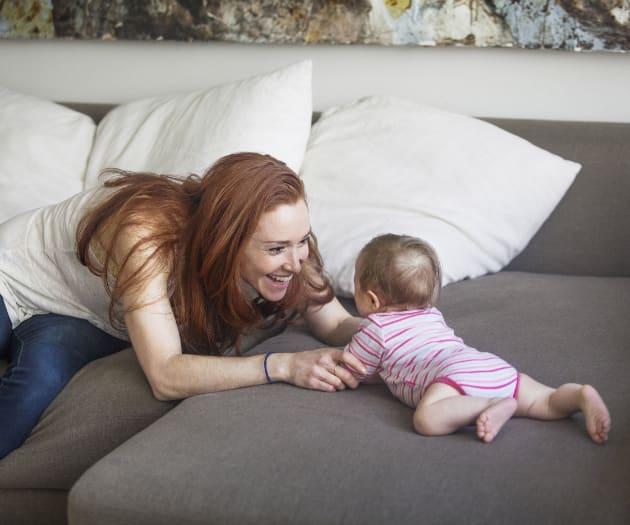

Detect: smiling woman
[76, 153, 336, 357]
[241, 200, 311, 303]
[0, 151, 366, 459]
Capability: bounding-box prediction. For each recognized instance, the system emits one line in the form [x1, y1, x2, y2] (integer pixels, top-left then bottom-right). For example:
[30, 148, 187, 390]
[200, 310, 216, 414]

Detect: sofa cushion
[0, 489, 67, 525]
[301, 96, 580, 296]
[0, 321, 285, 493]
[69, 272, 630, 525]
[0, 88, 95, 224]
[0, 349, 175, 490]
[84, 61, 312, 188]
[58, 106, 630, 279]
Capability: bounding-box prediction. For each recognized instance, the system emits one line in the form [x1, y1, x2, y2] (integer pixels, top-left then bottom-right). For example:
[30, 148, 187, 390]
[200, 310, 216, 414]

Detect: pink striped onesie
[345, 308, 520, 408]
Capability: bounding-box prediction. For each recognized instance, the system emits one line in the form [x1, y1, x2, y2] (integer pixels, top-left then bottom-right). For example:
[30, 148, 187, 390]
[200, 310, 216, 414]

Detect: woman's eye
[268, 246, 285, 255]
[298, 236, 310, 246]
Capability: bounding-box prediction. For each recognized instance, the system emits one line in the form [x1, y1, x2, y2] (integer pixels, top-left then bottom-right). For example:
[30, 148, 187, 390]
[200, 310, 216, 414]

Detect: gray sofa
[1, 106, 628, 525]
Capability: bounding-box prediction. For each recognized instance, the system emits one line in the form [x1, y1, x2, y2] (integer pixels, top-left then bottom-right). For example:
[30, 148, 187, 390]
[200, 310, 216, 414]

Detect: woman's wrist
[265, 352, 292, 384]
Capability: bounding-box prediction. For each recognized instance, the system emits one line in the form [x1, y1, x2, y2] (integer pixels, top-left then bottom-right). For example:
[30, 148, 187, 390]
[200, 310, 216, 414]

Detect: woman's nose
[283, 247, 302, 273]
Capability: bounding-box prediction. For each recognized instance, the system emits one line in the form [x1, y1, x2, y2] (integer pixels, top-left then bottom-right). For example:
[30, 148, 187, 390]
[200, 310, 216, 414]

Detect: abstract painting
[1, 1, 629, 52]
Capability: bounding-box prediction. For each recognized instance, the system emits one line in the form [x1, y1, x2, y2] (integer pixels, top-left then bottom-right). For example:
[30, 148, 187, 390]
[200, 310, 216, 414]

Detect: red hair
[77, 152, 333, 355]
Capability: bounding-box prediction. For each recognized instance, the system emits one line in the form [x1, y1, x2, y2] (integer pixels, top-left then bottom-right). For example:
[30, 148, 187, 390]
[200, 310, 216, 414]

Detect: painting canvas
[1, 1, 629, 52]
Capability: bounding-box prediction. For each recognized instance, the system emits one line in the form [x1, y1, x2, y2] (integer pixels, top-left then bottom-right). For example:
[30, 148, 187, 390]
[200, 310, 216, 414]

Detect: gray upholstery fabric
[0, 489, 67, 525]
[0, 318, 284, 489]
[69, 273, 630, 525]
[2, 107, 623, 523]
[489, 119, 630, 278]
[0, 349, 175, 490]
[60, 102, 112, 124]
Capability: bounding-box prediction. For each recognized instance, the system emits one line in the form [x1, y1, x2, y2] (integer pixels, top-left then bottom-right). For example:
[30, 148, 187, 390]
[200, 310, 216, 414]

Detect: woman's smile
[268, 273, 293, 283]
[241, 199, 310, 302]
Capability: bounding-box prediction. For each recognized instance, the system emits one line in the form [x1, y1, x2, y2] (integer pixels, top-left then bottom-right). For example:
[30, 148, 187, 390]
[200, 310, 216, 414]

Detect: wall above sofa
[0, 39, 629, 122]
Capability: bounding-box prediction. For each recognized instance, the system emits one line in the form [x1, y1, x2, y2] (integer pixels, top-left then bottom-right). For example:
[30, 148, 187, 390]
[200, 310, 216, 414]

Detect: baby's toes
[476, 415, 489, 439]
[591, 415, 610, 442]
[593, 425, 608, 443]
[478, 423, 495, 443]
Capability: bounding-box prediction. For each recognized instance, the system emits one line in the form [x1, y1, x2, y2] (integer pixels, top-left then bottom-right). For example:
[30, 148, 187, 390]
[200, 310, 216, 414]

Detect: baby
[345, 234, 611, 444]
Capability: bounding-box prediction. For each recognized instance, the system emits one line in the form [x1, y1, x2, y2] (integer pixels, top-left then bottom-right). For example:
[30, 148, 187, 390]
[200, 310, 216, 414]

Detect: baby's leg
[515, 374, 611, 444]
[414, 383, 516, 442]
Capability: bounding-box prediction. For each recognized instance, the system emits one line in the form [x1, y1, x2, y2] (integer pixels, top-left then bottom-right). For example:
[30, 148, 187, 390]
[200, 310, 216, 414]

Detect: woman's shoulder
[87, 183, 169, 249]
[0, 186, 111, 248]
[84, 183, 176, 281]
[100, 220, 170, 276]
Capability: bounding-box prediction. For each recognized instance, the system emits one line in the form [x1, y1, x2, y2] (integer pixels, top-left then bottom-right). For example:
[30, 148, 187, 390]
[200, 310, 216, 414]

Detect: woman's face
[241, 199, 311, 302]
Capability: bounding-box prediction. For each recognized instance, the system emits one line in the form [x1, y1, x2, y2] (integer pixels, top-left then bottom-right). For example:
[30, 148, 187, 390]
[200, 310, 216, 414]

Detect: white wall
[0, 39, 629, 122]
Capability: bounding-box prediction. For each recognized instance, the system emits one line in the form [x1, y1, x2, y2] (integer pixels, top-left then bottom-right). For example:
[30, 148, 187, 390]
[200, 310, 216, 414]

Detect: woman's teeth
[268, 274, 292, 283]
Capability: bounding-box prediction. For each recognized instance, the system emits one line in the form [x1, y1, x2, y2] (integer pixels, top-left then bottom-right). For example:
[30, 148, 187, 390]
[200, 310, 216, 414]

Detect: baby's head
[353, 234, 441, 317]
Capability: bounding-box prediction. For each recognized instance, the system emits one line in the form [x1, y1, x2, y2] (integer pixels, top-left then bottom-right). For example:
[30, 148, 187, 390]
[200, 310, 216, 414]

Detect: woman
[0, 152, 365, 459]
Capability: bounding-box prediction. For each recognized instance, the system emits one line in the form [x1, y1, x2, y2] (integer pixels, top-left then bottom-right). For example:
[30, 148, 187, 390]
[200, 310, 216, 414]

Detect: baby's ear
[366, 290, 382, 312]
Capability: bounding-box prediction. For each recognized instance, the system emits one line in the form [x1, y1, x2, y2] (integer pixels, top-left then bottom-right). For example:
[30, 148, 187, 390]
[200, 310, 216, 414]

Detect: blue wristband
[263, 352, 275, 384]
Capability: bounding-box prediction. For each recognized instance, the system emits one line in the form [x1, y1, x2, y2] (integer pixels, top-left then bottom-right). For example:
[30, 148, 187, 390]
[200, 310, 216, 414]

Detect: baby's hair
[356, 234, 442, 309]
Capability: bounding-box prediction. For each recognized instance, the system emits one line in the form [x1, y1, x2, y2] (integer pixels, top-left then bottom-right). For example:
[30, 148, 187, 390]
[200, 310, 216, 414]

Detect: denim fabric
[0, 296, 10, 359]
[0, 295, 128, 459]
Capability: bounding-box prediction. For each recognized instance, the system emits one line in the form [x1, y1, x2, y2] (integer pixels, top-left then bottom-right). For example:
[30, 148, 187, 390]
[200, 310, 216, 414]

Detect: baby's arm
[343, 323, 383, 383]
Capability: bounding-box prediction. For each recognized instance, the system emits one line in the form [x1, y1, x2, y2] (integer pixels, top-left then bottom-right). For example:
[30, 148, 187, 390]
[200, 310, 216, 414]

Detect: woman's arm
[123, 272, 367, 401]
[126, 294, 366, 400]
[114, 227, 281, 400]
[117, 227, 366, 400]
[304, 297, 363, 347]
[124, 287, 274, 400]
[125, 278, 368, 400]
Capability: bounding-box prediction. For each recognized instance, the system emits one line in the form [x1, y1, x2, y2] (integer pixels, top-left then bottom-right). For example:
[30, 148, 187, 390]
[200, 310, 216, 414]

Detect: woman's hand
[275, 348, 367, 392]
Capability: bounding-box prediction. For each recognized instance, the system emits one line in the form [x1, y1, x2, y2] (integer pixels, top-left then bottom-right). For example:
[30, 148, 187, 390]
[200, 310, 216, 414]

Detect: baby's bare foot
[581, 385, 611, 444]
[476, 398, 517, 443]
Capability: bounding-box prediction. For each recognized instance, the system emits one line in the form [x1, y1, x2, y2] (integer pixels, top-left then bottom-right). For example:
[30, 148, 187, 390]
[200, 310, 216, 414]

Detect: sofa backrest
[62, 103, 629, 278]
[487, 118, 630, 278]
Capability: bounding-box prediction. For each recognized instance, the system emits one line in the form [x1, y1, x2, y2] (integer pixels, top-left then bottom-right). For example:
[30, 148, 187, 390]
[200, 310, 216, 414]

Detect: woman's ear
[366, 290, 382, 312]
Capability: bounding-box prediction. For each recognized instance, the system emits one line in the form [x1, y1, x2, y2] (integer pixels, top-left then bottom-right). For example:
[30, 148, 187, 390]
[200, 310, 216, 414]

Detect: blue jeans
[0, 295, 128, 459]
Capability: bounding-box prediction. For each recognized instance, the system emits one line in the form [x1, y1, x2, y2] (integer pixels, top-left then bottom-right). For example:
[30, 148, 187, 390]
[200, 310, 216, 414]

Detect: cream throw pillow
[85, 61, 312, 187]
[301, 96, 581, 296]
[0, 88, 95, 224]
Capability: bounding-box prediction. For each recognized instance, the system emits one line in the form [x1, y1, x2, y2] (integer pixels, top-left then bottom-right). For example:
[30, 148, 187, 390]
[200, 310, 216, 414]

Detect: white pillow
[0, 88, 95, 224]
[301, 96, 580, 296]
[85, 61, 312, 187]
